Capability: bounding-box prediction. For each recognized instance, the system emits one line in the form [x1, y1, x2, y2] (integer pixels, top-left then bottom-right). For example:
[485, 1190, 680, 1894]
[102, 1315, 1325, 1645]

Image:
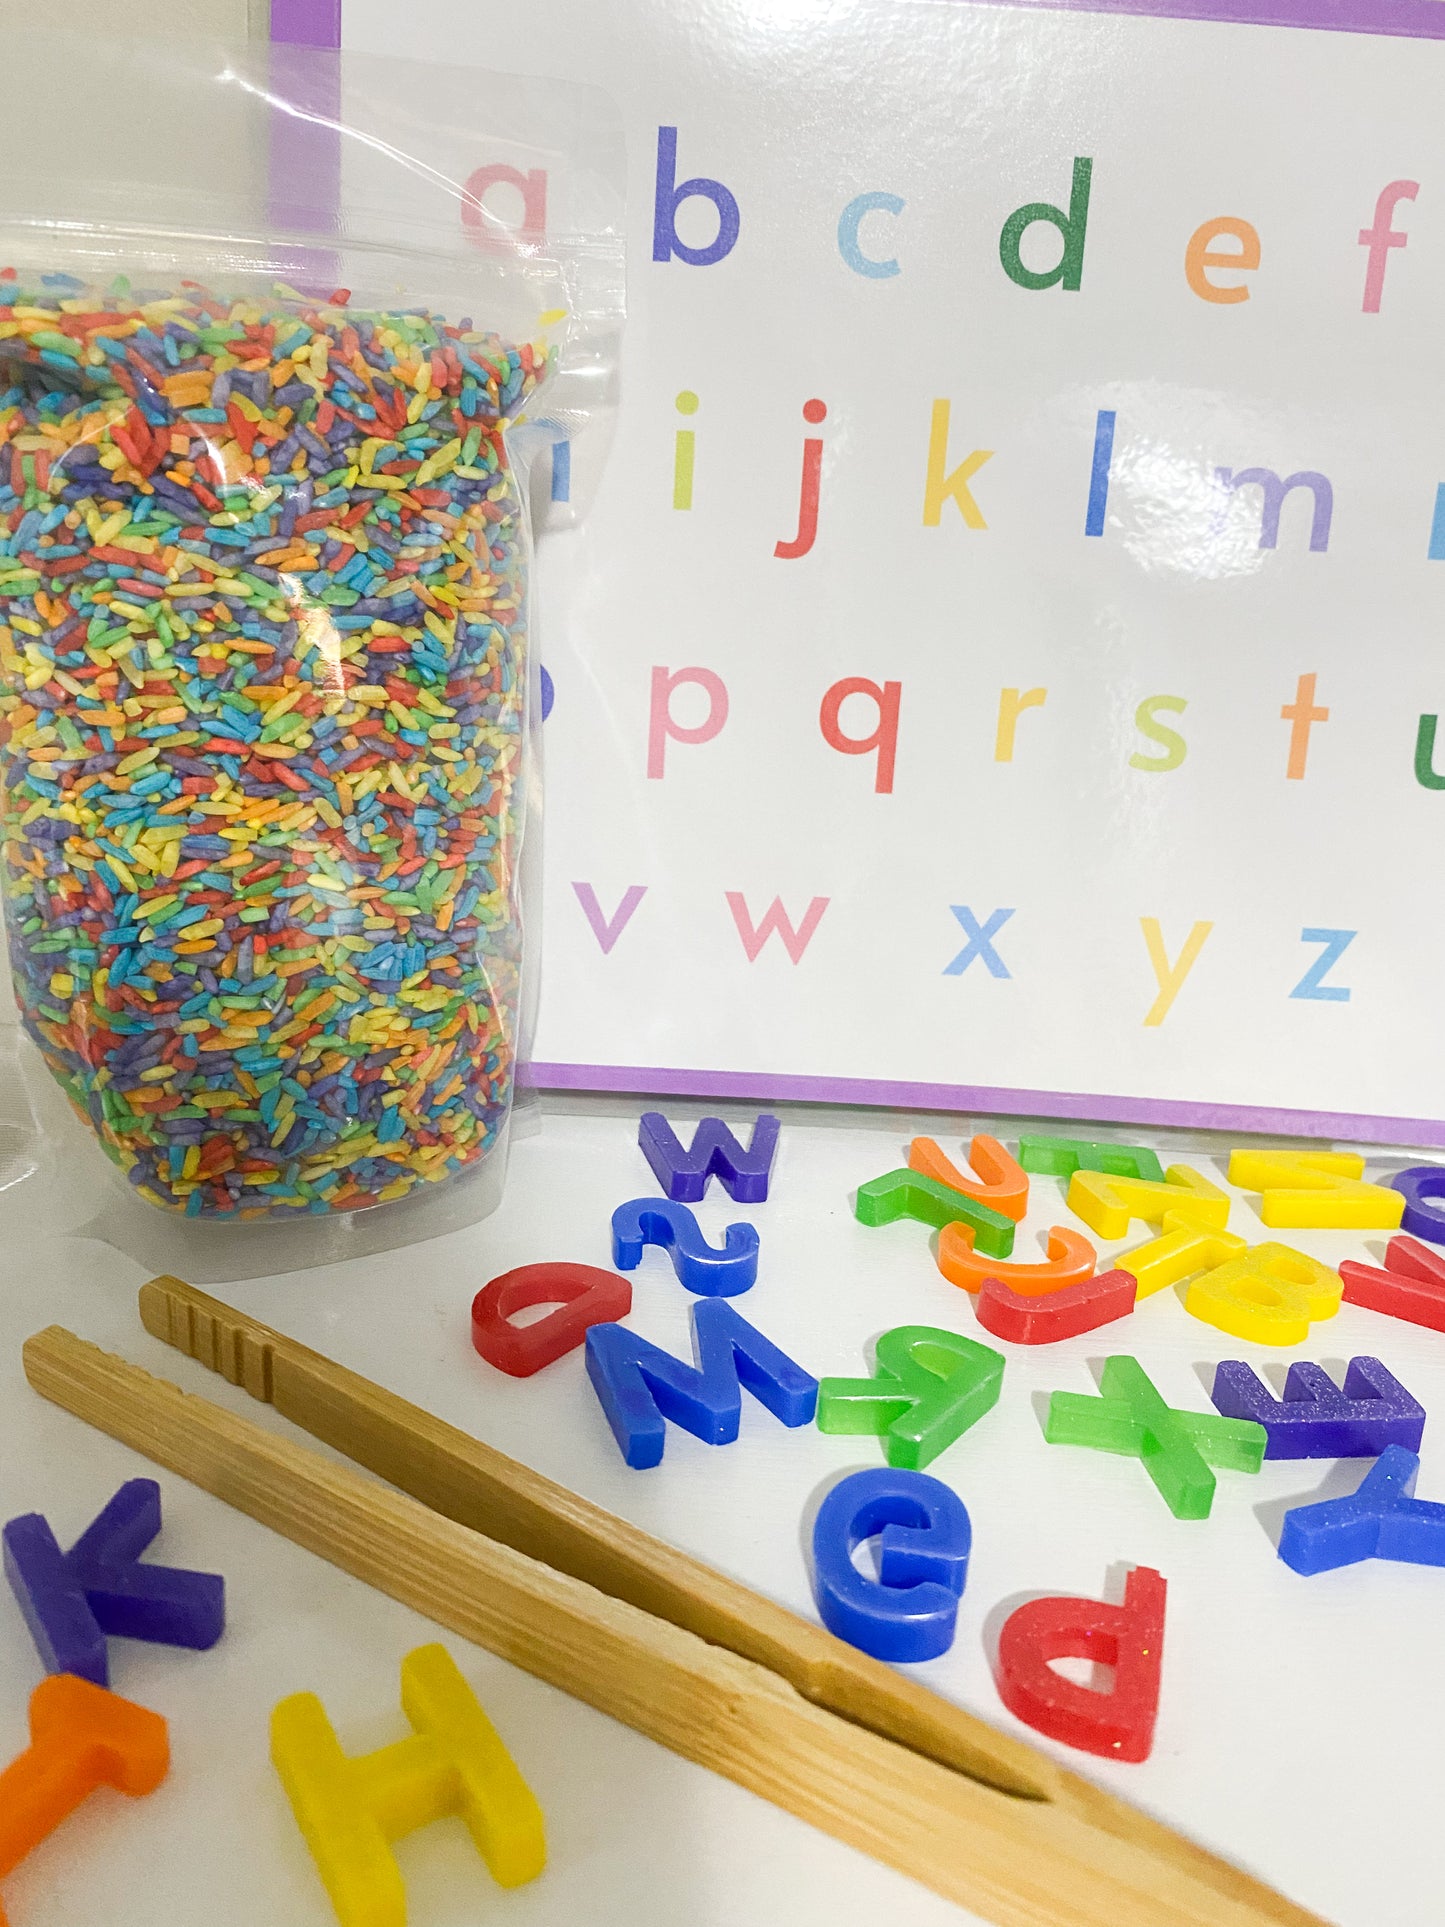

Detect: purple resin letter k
[638, 1111, 780, 1203]
[3, 1478, 226, 1685]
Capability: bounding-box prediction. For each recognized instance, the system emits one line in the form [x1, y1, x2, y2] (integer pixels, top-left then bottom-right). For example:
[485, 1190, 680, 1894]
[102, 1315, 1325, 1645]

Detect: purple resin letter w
[639, 1111, 781, 1204]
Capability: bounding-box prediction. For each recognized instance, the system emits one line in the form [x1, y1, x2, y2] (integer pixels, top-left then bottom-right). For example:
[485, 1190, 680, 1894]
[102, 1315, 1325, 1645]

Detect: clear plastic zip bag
[0, 32, 624, 1249]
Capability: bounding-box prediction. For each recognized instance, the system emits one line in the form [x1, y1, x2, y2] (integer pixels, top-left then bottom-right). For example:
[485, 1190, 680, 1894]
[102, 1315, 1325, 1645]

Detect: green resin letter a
[818, 1326, 1004, 1470]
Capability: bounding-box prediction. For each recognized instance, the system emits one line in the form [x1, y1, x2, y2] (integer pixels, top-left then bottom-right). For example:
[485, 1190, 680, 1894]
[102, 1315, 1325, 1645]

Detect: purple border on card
[265, 0, 1445, 48]
[266, 1, 342, 272]
[948, 0, 1445, 35]
[270, 0, 342, 46]
[521, 1062, 1445, 1149]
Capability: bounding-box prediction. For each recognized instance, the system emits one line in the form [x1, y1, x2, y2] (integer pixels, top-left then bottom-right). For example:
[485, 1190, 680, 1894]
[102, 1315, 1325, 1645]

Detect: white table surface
[1, 1080, 1441, 1927]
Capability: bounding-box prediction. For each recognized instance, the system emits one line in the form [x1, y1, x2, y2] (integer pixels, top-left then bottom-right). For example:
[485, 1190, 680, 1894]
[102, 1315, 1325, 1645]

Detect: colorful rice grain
[0, 275, 547, 1217]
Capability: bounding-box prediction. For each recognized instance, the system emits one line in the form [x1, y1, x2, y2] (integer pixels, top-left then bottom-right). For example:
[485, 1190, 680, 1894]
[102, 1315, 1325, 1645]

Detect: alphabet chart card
[336, 0, 1445, 1144]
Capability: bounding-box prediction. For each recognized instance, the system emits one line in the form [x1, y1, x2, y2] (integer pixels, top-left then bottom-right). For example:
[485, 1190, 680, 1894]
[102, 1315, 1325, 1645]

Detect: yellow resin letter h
[272, 1644, 546, 1927]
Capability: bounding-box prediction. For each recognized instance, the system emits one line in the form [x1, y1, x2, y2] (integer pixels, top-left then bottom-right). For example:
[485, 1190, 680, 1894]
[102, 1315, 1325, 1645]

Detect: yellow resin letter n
[272, 1644, 546, 1927]
[1228, 1150, 1405, 1230]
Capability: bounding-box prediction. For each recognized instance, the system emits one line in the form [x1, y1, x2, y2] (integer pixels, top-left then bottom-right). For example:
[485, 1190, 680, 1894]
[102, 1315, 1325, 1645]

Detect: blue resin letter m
[586, 1301, 817, 1468]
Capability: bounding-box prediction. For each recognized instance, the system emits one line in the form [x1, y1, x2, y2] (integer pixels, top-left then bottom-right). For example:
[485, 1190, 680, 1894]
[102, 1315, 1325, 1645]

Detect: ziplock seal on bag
[0, 32, 624, 1266]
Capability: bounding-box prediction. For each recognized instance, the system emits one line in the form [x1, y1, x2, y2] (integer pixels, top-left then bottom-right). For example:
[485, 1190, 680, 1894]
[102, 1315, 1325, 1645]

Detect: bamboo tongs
[20, 1276, 1332, 1927]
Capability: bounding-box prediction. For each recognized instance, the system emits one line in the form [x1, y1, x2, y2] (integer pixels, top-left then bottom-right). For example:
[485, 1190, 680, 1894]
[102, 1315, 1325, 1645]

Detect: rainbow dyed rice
[0, 275, 546, 1217]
